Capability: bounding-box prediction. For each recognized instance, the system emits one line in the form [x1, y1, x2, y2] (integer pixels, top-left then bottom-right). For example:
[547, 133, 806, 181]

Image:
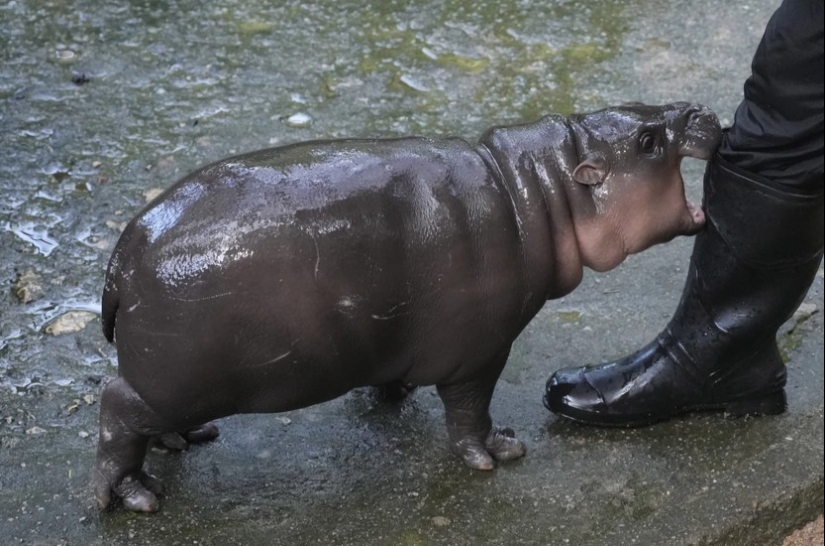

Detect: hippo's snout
[685, 105, 712, 129]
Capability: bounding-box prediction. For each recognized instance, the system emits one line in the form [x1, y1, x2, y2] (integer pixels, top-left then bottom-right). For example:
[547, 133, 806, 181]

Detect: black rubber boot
[544, 153, 824, 426]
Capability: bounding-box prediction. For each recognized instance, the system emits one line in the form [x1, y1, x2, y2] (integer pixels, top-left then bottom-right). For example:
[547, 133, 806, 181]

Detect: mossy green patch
[778, 326, 805, 363]
[558, 310, 582, 323]
[236, 21, 274, 35]
[436, 52, 490, 73]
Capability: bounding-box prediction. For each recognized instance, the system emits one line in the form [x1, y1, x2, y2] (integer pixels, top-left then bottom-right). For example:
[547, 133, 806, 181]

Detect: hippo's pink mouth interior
[676, 109, 721, 231]
[686, 198, 705, 225]
[677, 154, 707, 232]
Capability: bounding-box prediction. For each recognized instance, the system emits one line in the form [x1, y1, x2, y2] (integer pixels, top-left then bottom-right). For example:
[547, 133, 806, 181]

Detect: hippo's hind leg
[154, 423, 220, 451]
[92, 377, 175, 512]
[436, 346, 526, 470]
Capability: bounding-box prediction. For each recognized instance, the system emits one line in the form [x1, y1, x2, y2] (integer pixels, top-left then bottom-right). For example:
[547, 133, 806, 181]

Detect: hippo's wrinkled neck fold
[477, 115, 587, 301]
[563, 120, 631, 272]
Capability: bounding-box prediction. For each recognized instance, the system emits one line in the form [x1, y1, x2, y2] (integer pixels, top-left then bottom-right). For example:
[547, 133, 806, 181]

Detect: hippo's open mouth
[677, 154, 708, 235]
[686, 198, 705, 228]
[677, 106, 720, 235]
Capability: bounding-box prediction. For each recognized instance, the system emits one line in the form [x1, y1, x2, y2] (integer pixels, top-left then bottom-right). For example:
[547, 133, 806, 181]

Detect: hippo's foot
[92, 377, 178, 512]
[92, 469, 164, 513]
[153, 422, 220, 451]
[484, 427, 527, 461]
[373, 380, 417, 402]
[449, 427, 527, 470]
[437, 345, 525, 470]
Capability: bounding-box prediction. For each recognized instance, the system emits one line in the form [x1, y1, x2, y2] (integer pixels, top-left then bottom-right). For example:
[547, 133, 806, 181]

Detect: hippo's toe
[485, 427, 527, 462]
[115, 474, 161, 513]
[451, 439, 496, 470]
[184, 422, 220, 444]
[449, 427, 526, 470]
[93, 467, 164, 513]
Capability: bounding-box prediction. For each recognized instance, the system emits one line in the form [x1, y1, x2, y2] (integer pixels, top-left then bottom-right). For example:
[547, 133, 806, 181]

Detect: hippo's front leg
[437, 346, 526, 470]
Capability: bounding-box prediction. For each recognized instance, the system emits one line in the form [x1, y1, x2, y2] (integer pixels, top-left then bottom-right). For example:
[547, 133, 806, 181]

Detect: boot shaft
[683, 154, 824, 337]
[705, 155, 824, 268]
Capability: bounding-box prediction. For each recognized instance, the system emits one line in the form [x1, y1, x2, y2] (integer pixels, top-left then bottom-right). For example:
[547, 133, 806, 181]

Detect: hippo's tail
[101, 279, 120, 343]
[101, 231, 131, 343]
[101, 265, 120, 343]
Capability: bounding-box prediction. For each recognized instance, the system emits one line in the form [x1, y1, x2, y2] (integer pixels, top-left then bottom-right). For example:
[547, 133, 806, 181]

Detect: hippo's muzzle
[679, 104, 723, 160]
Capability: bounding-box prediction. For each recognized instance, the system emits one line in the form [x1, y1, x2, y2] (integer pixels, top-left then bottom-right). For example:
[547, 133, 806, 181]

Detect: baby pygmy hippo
[92, 102, 721, 512]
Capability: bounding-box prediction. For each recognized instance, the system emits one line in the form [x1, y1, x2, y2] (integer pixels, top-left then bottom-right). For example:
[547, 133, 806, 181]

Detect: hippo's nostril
[685, 106, 704, 123]
[685, 105, 715, 128]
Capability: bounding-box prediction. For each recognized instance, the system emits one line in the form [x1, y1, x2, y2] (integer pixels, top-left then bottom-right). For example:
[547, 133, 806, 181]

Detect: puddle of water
[6, 222, 60, 256]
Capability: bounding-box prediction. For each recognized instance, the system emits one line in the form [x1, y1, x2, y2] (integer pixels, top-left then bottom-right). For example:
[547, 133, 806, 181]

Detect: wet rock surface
[1, 0, 821, 544]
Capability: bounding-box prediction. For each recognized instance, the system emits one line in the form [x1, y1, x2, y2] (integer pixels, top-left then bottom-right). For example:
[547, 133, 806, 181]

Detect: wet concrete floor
[1, 0, 822, 544]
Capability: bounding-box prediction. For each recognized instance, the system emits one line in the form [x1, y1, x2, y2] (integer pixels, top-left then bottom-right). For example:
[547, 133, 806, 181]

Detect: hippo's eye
[639, 131, 658, 154]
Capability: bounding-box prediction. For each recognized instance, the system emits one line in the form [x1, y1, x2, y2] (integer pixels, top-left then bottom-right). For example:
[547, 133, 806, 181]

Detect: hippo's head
[567, 102, 722, 271]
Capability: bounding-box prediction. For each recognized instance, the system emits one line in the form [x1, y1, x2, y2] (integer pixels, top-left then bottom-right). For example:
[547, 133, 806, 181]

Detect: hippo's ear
[572, 154, 608, 186]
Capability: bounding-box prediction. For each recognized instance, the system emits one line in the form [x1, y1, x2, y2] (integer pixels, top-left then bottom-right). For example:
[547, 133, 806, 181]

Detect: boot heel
[723, 390, 787, 418]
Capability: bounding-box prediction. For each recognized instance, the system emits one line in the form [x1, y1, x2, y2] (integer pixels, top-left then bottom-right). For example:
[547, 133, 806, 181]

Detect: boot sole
[545, 389, 787, 428]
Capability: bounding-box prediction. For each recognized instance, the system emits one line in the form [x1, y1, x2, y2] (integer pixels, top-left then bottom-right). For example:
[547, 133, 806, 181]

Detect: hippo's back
[111, 136, 500, 305]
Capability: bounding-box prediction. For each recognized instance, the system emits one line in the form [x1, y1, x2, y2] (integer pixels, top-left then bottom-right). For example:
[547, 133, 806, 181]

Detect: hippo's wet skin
[92, 102, 721, 512]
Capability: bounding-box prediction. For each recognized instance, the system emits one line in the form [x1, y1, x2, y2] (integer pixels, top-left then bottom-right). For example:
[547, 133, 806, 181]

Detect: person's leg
[722, 0, 823, 191]
[544, 0, 823, 426]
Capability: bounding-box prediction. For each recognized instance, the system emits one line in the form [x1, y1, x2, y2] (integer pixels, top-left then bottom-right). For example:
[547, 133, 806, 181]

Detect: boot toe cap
[544, 367, 607, 416]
